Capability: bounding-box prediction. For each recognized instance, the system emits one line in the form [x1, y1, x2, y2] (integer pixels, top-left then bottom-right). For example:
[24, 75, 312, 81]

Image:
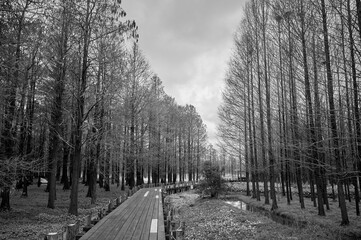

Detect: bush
[198, 161, 227, 198]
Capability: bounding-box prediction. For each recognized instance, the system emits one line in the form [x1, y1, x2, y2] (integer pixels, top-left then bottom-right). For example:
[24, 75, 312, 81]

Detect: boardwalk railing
[80, 187, 165, 240]
[163, 200, 186, 240]
[39, 182, 195, 240]
[38, 220, 80, 240]
[161, 182, 198, 239]
[163, 182, 196, 195]
[38, 188, 139, 240]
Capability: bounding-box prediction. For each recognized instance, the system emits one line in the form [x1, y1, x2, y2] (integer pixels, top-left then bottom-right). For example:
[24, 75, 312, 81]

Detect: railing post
[65, 221, 79, 240]
[98, 209, 103, 220]
[175, 221, 185, 240]
[45, 232, 62, 240]
[165, 211, 171, 236]
[107, 200, 113, 213]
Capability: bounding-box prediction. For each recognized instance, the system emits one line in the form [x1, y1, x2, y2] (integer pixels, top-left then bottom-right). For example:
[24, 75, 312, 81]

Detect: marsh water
[224, 199, 306, 227]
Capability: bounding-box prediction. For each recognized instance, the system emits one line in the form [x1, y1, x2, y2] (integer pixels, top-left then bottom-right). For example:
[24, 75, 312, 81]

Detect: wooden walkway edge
[80, 187, 165, 240]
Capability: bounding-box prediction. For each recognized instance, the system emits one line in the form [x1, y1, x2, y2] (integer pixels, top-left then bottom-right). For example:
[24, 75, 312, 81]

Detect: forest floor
[1, 182, 361, 240]
[165, 183, 361, 240]
[0, 182, 125, 240]
[227, 182, 361, 238]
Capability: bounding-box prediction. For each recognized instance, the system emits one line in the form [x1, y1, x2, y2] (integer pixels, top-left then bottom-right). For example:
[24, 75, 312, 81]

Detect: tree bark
[253, 0, 269, 204]
[346, 0, 360, 216]
[286, 12, 304, 209]
[0, 188, 11, 210]
[299, 0, 323, 215]
[47, 0, 70, 209]
[69, 0, 92, 216]
[261, 0, 276, 210]
[320, 0, 349, 225]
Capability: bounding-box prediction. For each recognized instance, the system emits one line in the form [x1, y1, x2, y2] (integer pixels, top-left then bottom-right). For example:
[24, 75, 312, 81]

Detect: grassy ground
[225, 182, 361, 239]
[0, 182, 125, 240]
[1, 181, 360, 240]
[166, 191, 333, 240]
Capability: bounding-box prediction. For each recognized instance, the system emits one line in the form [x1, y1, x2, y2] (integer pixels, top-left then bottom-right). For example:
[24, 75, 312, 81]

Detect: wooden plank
[98, 189, 146, 240]
[141, 188, 157, 240]
[149, 189, 160, 240]
[158, 193, 166, 240]
[109, 189, 152, 240]
[129, 188, 156, 239]
[80, 187, 165, 240]
[80, 189, 144, 240]
[113, 189, 150, 240]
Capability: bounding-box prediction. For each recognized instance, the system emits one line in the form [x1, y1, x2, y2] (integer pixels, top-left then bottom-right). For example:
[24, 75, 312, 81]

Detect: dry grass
[0, 182, 125, 240]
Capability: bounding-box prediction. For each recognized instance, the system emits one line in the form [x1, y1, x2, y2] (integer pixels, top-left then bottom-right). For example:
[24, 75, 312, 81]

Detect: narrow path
[80, 187, 165, 240]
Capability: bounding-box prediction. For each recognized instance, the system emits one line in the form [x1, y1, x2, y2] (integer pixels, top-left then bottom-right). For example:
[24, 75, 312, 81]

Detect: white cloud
[122, 0, 248, 146]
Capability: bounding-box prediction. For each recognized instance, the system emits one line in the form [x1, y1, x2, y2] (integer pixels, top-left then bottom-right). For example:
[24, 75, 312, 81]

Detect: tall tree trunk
[1, 0, 27, 157]
[244, 65, 250, 196]
[312, 33, 328, 213]
[320, 0, 349, 225]
[137, 120, 145, 186]
[355, 0, 361, 201]
[121, 125, 126, 190]
[253, 0, 269, 204]
[86, 135, 97, 204]
[62, 138, 70, 190]
[0, 2, 29, 211]
[24, 71, 37, 156]
[261, 0, 276, 209]
[18, 65, 30, 156]
[347, 0, 360, 216]
[104, 120, 111, 192]
[276, 16, 286, 198]
[299, 0, 324, 215]
[286, 13, 304, 209]
[47, 1, 70, 208]
[250, 50, 260, 202]
[69, 0, 92, 216]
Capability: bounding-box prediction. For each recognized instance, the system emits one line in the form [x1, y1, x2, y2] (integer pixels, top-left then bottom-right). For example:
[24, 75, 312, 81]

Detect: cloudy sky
[122, 0, 248, 146]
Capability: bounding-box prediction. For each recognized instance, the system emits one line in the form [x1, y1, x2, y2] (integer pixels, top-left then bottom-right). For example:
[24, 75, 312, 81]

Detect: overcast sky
[122, 0, 248, 146]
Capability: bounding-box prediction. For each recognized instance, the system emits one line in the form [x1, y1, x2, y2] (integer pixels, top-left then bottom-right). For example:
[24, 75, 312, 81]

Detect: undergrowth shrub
[197, 161, 227, 198]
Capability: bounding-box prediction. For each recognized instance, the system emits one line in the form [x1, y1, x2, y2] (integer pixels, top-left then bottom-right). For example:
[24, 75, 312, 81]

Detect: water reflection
[225, 200, 248, 210]
[224, 200, 307, 228]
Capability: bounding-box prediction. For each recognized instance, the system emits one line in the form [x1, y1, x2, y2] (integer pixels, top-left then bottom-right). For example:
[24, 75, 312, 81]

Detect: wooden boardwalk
[80, 187, 165, 240]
